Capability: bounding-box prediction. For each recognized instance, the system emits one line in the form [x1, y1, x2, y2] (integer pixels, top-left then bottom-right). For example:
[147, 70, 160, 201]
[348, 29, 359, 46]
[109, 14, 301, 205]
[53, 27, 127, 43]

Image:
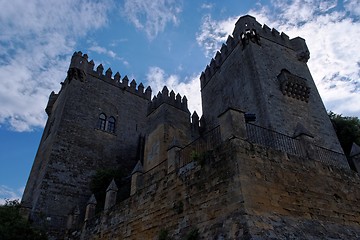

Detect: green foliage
[185, 227, 199, 240]
[190, 150, 213, 166]
[158, 229, 171, 240]
[0, 199, 47, 240]
[89, 168, 130, 213]
[190, 151, 201, 162]
[328, 111, 360, 156]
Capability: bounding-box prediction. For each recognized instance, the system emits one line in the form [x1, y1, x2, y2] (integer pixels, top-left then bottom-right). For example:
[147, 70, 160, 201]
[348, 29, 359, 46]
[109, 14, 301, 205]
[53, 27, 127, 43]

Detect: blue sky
[0, 0, 359, 204]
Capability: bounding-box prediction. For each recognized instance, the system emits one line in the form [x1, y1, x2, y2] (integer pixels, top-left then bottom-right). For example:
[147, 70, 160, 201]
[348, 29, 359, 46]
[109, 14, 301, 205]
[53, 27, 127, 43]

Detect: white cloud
[319, 0, 338, 12]
[344, 0, 360, 16]
[271, 0, 316, 25]
[201, 3, 214, 9]
[89, 45, 117, 59]
[269, 0, 339, 25]
[0, 185, 24, 205]
[196, 1, 360, 117]
[0, 0, 113, 131]
[122, 0, 182, 40]
[146, 67, 202, 115]
[196, 14, 238, 58]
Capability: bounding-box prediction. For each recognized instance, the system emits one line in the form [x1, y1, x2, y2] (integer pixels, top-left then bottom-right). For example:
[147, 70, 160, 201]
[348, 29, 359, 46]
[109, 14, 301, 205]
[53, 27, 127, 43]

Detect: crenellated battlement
[68, 51, 152, 100]
[147, 86, 190, 115]
[233, 15, 292, 49]
[233, 15, 310, 62]
[200, 35, 240, 89]
[200, 15, 310, 89]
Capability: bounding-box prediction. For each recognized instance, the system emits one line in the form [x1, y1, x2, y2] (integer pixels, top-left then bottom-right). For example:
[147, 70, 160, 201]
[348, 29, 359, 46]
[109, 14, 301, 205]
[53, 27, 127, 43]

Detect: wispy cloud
[0, 0, 113, 131]
[201, 3, 214, 10]
[122, 0, 182, 40]
[196, 14, 238, 58]
[89, 45, 117, 59]
[0, 185, 24, 205]
[88, 43, 130, 67]
[344, 0, 360, 16]
[146, 67, 202, 115]
[196, 0, 360, 117]
[87, 42, 118, 62]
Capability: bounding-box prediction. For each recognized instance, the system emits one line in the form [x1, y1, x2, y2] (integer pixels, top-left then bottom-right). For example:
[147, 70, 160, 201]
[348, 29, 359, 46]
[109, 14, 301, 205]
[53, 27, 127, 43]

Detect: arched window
[97, 113, 106, 130]
[107, 116, 116, 133]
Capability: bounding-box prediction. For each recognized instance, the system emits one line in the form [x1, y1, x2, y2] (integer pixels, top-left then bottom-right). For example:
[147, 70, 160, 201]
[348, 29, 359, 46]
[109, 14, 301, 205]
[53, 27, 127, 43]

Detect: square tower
[21, 52, 151, 237]
[200, 15, 342, 153]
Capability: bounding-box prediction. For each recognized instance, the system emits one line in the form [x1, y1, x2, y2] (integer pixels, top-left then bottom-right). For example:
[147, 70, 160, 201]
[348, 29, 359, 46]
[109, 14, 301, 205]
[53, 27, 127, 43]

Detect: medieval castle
[21, 15, 360, 239]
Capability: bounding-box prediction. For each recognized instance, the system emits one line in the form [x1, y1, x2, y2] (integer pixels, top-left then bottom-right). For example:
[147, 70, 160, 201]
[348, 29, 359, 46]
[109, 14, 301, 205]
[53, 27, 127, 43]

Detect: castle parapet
[232, 15, 293, 49]
[201, 15, 311, 89]
[200, 35, 239, 89]
[68, 51, 152, 100]
[147, 86, 190, 115]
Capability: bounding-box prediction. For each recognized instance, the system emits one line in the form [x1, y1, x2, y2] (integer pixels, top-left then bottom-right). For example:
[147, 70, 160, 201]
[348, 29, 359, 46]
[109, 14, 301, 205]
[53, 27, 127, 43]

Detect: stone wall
[236, 138, 360, 239]
[77, 137, 360, 239]
[22, 64, 151, 237]
[144, 102, 192, 171]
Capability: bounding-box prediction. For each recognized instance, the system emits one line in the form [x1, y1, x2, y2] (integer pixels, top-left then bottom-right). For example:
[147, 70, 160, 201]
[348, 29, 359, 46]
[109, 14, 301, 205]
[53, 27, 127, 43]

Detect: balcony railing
[139, 122, 348, 188]
[246, 123, 306, 157]
[178, 126, 221, 168]
[246, 123, 348, 169]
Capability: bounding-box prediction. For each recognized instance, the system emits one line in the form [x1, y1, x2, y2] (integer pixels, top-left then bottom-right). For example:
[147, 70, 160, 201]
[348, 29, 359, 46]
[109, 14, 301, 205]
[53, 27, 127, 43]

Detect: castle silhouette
[21, 15, 360, 239]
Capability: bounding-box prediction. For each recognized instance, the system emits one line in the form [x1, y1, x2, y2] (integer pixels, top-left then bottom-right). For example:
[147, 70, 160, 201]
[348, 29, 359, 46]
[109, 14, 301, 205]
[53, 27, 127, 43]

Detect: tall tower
[21, 52, 151, 237]
[200, 15, 342, 152]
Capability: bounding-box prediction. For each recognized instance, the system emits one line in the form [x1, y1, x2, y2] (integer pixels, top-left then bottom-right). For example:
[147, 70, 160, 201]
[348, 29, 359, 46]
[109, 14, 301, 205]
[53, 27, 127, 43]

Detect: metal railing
[246, 123, 348, 169]
[311, 145, 349, 168]
[178, 125, 221, 168]
[139, 122, 349, 188]
[246, 123, 306, 157]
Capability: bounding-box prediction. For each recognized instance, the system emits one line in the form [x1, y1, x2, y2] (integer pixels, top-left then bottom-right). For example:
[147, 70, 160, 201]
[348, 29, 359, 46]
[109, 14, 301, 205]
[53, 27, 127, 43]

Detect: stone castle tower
[200, 15, 341, 152]
[21, 51, 153, 234]
[22, 15, 358, 239]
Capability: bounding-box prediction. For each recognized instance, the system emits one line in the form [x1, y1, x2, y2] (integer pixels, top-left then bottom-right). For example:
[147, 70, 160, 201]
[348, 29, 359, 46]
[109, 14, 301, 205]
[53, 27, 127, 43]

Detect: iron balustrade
[311, 145, 349, 169]
[246, 123, 348, 169]
[246, 123, 305, 156]
[178, 126, 221, 168]
[139, 123, 348, 186]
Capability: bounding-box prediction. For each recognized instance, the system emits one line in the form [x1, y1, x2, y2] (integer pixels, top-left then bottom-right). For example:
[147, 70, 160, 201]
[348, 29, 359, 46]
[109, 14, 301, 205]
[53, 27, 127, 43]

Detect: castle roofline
[68, 51, 152, 100]
[200, 15, 310, 90]
[147, 86, 190, 115]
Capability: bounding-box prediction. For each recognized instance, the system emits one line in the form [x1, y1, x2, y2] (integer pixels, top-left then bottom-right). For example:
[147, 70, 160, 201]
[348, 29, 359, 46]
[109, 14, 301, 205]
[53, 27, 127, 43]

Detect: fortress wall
[80, 141, 249, 239]
[79, 138, 360, 239]
[235, 138, 360, 239]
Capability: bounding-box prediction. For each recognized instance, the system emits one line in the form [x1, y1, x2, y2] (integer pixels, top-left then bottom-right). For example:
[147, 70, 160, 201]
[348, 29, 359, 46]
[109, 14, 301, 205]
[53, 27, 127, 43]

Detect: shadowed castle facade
[21, 15, 360, 239]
